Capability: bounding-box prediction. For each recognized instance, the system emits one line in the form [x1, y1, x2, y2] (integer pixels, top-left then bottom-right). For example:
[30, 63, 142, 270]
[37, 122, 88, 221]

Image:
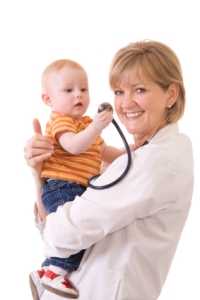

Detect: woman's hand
[24, 119, 54, 174]
[25, 119, 52, 225]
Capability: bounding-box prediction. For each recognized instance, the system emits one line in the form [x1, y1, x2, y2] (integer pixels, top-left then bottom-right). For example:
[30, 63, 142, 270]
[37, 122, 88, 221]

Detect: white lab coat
[41, 123, 193, 300]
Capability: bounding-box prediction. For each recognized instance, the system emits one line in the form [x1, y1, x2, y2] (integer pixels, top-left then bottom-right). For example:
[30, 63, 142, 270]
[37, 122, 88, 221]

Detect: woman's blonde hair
[109, 40, 185, 123]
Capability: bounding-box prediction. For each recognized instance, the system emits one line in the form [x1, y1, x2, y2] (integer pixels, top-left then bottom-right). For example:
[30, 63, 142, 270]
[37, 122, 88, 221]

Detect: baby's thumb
[33, 118, 42, 135]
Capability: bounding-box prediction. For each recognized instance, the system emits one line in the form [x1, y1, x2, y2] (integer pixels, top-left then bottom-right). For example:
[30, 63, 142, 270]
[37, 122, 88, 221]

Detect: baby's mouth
[74, 102, 83, 108]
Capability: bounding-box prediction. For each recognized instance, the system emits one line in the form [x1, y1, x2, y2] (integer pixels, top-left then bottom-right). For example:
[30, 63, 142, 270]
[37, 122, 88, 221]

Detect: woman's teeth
[126, 112, 143, 118]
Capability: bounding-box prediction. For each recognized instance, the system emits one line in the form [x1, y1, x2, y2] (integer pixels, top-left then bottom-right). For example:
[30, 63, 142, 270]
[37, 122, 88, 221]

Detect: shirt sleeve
[42, 145, 187, 257]
[51, 116, 77, 138]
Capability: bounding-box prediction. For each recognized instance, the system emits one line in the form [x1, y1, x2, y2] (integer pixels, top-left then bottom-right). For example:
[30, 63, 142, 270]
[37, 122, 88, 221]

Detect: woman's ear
[166, 83, 179, 108]
[42, 93, 51, 106]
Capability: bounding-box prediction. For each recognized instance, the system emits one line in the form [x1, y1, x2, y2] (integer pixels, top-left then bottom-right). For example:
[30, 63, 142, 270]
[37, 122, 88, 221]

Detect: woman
[25, 40, 193, 300]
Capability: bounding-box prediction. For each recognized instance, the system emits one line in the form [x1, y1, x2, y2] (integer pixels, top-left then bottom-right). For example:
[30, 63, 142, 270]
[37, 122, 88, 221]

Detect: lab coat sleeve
[43, 147, 187, 258]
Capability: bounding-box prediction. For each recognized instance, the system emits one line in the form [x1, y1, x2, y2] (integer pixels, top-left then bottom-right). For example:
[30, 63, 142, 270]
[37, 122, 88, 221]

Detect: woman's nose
[121, 92, 134, 107]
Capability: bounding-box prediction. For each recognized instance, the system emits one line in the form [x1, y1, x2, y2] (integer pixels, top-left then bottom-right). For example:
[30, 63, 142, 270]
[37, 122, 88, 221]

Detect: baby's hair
[42, 59, 85, 90]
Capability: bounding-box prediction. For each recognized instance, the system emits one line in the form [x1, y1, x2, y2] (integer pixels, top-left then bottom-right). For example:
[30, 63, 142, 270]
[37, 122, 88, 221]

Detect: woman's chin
[125, 124, 141, 135]
[122, 117, 145, 135]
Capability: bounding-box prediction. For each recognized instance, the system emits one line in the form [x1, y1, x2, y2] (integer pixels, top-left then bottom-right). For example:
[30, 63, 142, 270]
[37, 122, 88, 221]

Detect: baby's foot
[41, 269, 79, 298]
[29, 269, 46, 300]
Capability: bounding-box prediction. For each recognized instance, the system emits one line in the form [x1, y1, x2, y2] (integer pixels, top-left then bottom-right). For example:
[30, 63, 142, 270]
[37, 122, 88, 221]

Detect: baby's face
[46, 67, 90, 118]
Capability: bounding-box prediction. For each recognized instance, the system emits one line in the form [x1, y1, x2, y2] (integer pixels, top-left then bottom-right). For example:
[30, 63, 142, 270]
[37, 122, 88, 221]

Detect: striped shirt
[41, 112, 104, 186]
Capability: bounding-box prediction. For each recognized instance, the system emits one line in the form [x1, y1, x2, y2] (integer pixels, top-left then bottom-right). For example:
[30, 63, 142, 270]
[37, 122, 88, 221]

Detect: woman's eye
[114, 90, 123, 96]
[136, 88, 146, 94]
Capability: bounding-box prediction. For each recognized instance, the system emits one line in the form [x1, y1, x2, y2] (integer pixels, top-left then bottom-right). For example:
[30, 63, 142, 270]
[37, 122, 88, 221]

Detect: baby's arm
[58, 110, 113, 154]
[101, 142, 146, 165]
[101, 143, 126, 163]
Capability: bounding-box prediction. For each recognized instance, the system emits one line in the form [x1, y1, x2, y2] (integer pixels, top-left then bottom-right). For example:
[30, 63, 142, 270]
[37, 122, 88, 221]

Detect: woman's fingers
[28, 137, 53, 150]
[27, 152, 53, 167]
[24, 137, 53, 158]
[24, 133, 54, 168]
[24, 118, 54, 168]
[24, 147, 52, 159]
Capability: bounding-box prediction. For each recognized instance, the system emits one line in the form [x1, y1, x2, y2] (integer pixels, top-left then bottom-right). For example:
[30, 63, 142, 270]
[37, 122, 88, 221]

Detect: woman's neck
[134, 134, 150, 149]
[134, 122, 167, 148]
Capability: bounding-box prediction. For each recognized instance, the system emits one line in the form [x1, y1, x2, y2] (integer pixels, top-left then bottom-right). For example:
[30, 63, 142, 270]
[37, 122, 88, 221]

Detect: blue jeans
[41, 179, 86, 272]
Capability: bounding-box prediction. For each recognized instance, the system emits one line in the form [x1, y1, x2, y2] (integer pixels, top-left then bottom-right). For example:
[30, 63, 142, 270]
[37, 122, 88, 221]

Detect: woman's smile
[125, 111, 144, 119]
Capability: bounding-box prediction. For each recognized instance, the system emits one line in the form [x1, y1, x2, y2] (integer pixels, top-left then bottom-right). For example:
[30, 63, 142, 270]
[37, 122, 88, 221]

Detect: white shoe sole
[29, 274, 44, 300]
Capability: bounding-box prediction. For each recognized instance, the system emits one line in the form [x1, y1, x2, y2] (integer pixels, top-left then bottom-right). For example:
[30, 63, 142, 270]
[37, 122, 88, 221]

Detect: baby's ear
[42, 93, 51, 106]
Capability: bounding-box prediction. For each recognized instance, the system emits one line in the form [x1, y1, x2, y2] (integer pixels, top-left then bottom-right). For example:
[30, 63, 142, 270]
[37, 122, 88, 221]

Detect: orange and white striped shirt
[41, 112, 104, 186]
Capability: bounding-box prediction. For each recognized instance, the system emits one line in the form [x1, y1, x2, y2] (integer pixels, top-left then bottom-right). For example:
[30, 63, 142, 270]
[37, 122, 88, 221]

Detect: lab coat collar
[148, 123, 179, 144]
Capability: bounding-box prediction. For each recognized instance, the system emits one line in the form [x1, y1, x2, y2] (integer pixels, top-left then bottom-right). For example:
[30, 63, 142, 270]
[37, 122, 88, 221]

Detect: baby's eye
[114, 90, 124, 96]
[64, 88, 73, 93]
[81, 88, 88, 92]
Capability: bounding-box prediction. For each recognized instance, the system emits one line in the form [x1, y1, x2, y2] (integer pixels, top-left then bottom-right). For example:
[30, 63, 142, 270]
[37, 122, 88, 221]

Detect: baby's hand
[93, 110, 113, 132]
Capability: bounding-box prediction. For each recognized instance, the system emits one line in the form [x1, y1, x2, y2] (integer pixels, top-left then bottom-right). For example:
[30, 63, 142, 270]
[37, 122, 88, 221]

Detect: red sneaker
[29, 269, 45, 300]
[41, 269, 79, 298]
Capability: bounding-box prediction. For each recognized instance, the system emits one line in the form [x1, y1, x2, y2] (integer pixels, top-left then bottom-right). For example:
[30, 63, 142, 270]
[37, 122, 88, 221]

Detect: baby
[29, 59, 124, 299]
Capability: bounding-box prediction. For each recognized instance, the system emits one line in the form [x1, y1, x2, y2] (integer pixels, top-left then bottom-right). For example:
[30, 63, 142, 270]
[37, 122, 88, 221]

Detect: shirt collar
[148, 123, 179, 144]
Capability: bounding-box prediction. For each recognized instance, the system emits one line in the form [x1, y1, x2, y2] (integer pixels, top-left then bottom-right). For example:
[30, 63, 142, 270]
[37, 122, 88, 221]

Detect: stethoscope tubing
[88, 118, 132, 189]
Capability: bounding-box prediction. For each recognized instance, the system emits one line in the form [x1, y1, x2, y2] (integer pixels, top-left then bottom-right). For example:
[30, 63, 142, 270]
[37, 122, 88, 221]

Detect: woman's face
[113, 68, 175, 142]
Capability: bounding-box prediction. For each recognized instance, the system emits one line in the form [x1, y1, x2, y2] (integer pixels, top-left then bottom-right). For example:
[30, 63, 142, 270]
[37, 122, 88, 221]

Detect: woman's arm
[32, 169, 47, 221]
[25, 119, 54, 221]
[43, 144, 187, 258]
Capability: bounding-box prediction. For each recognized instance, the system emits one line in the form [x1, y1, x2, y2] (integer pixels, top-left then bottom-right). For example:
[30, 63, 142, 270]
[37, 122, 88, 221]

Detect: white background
[0, 0, 199, 299]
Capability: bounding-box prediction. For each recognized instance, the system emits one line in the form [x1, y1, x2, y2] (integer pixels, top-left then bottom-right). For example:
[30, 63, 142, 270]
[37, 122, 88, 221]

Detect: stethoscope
[88, 102, 132, 190]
